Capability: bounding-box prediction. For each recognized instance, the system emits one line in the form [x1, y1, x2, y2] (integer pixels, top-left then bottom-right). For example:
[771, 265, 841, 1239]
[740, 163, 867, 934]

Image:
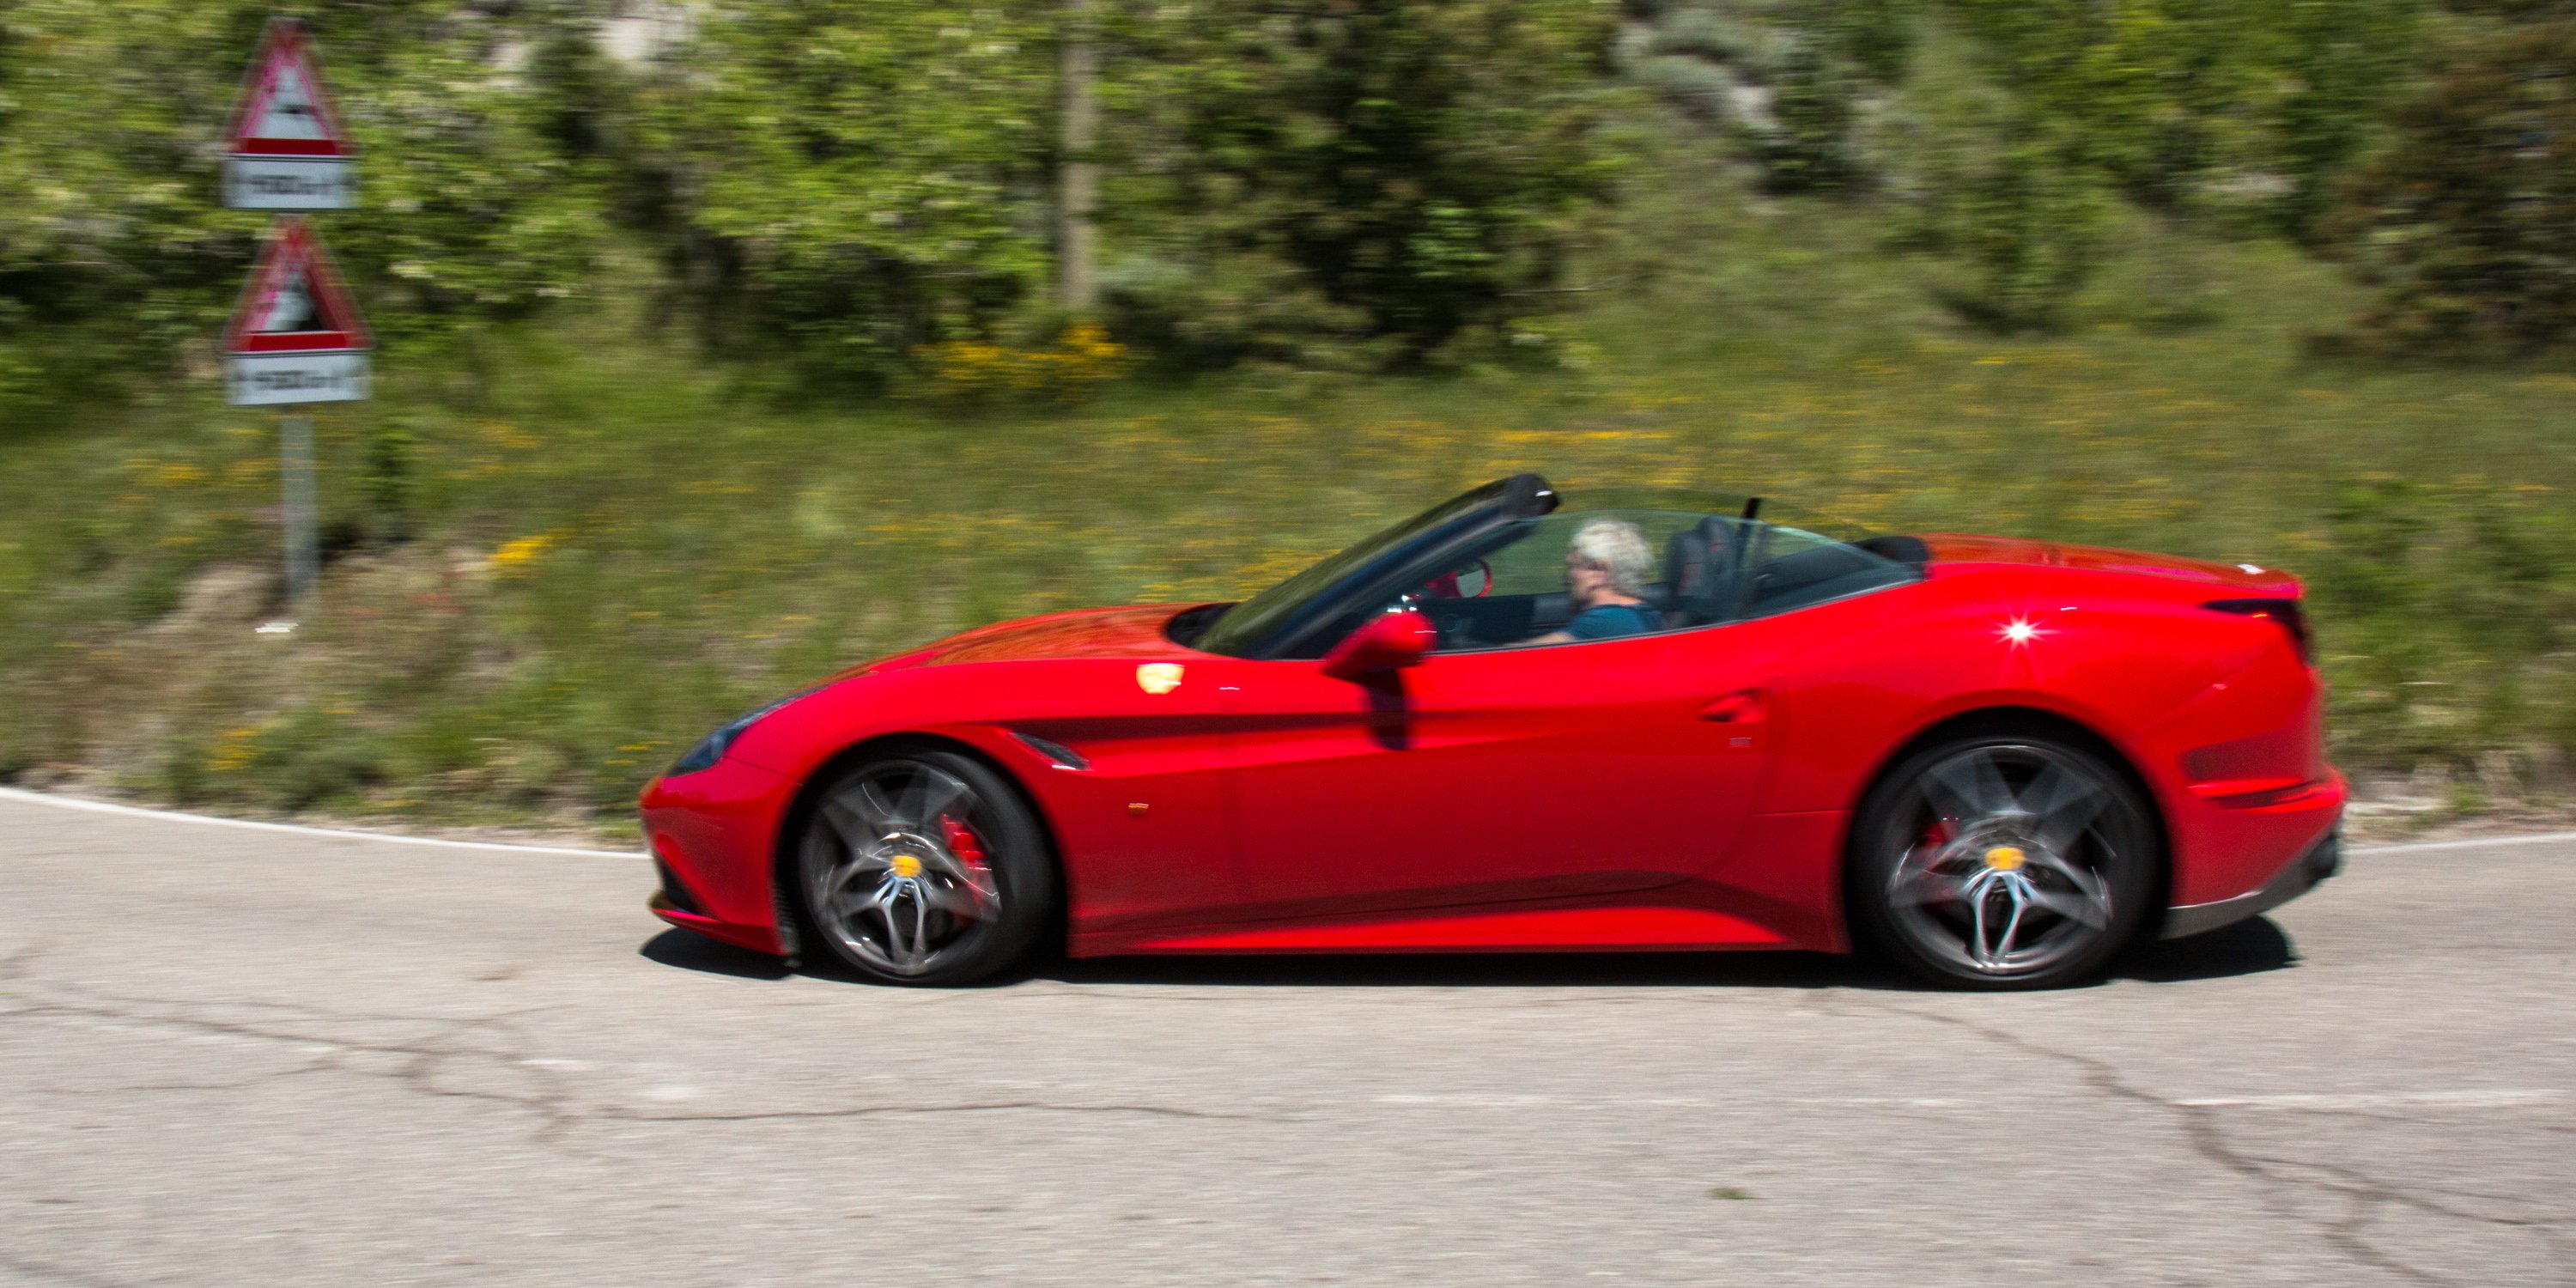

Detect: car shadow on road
[640, 928, 793, 980]
[641, 916, 2295, 991]
[2115, 915, 2300, 984]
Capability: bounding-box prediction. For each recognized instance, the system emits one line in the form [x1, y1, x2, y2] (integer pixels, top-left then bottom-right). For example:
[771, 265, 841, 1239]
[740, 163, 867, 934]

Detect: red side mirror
[1321, 611, 1435, 680]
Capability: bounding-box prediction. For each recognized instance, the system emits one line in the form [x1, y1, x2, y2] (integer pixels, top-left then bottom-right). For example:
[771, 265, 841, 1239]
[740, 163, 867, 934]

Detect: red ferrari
[641, 475, 2342, 989]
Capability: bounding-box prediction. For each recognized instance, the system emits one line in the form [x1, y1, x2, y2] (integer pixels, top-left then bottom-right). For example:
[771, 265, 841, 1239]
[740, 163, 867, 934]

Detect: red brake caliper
[940, 816, 993, 913]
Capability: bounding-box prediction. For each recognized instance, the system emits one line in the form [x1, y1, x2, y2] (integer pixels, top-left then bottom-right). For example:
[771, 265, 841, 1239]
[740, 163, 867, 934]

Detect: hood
[856, 604, 1208, 672]
[1920, 534, 2301, 596]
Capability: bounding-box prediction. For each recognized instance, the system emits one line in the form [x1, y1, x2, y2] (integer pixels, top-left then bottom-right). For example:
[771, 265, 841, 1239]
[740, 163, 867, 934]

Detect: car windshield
[1193, 478, 1517, 657]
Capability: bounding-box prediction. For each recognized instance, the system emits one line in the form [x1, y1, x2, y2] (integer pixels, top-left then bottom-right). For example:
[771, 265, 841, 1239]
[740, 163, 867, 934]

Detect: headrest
[1662, 518, 1738, 626]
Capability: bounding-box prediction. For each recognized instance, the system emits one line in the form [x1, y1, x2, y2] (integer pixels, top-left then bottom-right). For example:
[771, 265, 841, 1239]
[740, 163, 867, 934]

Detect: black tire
[1849, 732, 2157, 991]
[793, 748, 1056, 987]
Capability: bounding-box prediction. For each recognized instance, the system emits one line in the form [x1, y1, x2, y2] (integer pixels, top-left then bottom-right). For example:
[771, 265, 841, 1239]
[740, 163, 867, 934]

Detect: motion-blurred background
[2, 0, 2569, 841]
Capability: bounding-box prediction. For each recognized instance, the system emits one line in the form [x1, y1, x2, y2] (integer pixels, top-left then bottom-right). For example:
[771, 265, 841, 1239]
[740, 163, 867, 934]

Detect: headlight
[667, 690, 811, 775]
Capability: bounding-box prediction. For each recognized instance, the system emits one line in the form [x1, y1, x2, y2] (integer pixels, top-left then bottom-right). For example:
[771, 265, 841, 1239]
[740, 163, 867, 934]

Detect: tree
[2329, 16, 2576, 355]
[1096, 0, 1623, 367]
[2268, 0, 2426, 239]
[631, 0, 1056, 385]
[1059, 0, 1101, 314]
[1909, 0, 2423, 330]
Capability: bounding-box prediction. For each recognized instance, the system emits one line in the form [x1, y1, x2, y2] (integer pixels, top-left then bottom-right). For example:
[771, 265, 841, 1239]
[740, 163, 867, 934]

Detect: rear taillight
[2205, 598, 2313, 665]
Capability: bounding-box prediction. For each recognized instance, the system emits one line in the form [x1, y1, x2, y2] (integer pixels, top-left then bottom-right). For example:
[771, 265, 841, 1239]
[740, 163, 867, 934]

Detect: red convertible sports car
[641, 474, 2342, 990]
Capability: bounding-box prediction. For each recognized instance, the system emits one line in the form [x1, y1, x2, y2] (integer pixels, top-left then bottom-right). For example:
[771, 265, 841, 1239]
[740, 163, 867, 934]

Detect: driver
[1528, 518, 1660, 644]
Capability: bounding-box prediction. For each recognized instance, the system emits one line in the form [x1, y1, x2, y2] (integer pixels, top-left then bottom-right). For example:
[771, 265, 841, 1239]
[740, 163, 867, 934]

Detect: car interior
[1395, 510, 1929, 653]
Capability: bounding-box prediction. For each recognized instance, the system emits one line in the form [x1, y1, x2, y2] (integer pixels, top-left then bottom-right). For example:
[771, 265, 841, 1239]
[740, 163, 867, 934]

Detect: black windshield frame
[1193, 474, 1559, 659]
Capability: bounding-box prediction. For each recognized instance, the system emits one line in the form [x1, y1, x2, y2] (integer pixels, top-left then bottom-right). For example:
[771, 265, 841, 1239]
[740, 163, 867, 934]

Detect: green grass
[5, 142, 2573, 832]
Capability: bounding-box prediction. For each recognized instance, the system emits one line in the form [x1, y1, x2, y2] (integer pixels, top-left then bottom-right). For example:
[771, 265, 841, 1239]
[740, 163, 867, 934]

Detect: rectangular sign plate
[225, 156, 357, 211]
[228, 350, 370, 405]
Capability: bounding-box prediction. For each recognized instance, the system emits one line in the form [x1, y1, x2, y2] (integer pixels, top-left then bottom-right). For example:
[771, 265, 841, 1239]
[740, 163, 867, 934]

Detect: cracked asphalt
[3, 795, 2570, 1287]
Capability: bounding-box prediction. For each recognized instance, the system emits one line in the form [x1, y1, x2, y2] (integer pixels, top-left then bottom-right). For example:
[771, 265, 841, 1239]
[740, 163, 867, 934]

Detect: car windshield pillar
[1194, 474, 1555, 659]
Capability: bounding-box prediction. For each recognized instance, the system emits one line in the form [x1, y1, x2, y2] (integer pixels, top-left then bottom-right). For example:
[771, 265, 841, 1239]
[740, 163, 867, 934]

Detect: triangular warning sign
[224, 217, 372, 354]
[227, 18, 352, 158]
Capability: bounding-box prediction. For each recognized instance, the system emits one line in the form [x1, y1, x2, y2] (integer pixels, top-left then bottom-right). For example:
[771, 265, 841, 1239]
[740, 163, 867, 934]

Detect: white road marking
[2349, 830, 2576, 855]
[5, 782, 2573, 861]
[2172, 1089, 2561, 1109]
[1373, 1090, 2562, 1111]
[0, 786, 642, 859]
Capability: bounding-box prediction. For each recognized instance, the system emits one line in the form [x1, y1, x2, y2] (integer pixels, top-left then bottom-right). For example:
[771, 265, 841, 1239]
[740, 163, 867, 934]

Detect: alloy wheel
[1880, 743, 2132, 981]
[804, 761, 1003, 978]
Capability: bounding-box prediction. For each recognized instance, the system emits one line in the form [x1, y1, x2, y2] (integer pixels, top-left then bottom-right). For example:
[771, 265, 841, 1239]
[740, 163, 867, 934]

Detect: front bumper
[639, 756, 793, 955]
[2160, 829, 2342, 940]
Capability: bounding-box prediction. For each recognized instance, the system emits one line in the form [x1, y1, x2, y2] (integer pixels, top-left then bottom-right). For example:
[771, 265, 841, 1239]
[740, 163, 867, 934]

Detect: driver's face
[1564, 552, 1610, 606]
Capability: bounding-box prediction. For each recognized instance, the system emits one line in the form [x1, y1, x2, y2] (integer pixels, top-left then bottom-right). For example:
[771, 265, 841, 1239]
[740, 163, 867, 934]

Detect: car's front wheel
[1850, 733, 2156, 990]
[795, 749, 1055, 986]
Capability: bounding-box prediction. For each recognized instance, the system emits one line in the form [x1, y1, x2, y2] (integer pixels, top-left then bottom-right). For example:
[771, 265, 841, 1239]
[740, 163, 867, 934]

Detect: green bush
[1648, 9, 1777, 66]
[2327, 19, 2576, 355]
[1631, 54, 1744, 123]
[1936, 0, 2423, 222]
[1760, 39, 1862, 191]
[630, 1, 1054, 386]
[1097, 0, 1622, 368]
[1899, 114, 2114, 331]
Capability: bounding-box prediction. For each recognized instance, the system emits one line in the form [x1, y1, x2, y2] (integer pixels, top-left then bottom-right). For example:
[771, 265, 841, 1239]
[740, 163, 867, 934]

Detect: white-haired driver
[1528, 518, 1659, 645]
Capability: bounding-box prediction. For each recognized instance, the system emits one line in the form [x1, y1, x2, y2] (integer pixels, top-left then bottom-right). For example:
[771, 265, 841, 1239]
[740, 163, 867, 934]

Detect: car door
[1210, 624, 1779, 922]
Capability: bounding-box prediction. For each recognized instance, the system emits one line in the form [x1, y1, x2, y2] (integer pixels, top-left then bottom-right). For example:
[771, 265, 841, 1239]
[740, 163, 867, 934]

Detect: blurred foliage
[1619, 0, 1913, 195]
[0, 0, 603, 393]
[1912, 0, 2424, 328]
[2269, 0, 2431, 238]
[1092, 0, 1623, 368]
[617, 0, 1619, 382]
[0, 0, 2528, 378]
[1760, 0, 1915, 192]
[0, 0, 1619, 392]
[627, 0, 1055, 386]
[1620, 0, 2423, 326]
[2327, 14, 2576, 355]
[9, 214, 2576, 823]
[916, 320, 1133, 402]
[1910, 128, 2116, 331]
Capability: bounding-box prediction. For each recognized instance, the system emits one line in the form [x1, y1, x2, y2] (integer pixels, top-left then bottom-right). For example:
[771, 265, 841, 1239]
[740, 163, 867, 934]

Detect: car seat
[1662, 517, 1739, 629]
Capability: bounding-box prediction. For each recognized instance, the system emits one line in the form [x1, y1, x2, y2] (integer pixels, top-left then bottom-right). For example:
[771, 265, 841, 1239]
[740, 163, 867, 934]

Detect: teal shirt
[1564, 602, 1659, 641]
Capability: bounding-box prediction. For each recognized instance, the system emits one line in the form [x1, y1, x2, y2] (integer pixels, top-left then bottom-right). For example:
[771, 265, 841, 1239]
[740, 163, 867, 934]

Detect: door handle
[1697, 690, 1767, 723]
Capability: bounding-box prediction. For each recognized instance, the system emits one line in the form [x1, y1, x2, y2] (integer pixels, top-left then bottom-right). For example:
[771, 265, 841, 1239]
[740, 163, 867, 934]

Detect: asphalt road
[3, 793, 2570, 1288]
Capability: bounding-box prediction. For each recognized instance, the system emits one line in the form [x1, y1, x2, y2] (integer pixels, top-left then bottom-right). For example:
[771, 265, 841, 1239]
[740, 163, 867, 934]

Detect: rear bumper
[2161, 828, 2341, 940]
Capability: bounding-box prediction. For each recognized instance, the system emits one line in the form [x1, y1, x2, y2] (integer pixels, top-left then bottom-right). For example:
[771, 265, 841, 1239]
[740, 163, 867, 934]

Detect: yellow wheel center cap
[1984, 846, 2026, 872]
[890, 854, 924, 879]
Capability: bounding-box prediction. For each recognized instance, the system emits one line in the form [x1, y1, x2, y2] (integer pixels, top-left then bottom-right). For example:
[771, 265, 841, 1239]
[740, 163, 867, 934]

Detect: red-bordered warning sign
[224, 217, 370, 352]
[222, 18, 358, 210]
[224, 217, 372, 405]
[228, 17, 352, 158]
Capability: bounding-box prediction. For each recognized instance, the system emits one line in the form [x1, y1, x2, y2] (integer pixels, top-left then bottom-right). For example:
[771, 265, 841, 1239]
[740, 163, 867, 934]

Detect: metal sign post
[221, 18, 366, 630]
[281, 415, 319, 607]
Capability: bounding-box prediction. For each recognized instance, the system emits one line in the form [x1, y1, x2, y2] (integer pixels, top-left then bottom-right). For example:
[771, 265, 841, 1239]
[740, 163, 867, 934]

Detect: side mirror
[1321, 611, 1435, 680]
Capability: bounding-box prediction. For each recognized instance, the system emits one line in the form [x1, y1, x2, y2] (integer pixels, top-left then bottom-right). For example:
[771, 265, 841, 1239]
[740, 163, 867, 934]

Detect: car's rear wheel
[795, 749, 1054, 987]
[1850, 733, 2155, 990]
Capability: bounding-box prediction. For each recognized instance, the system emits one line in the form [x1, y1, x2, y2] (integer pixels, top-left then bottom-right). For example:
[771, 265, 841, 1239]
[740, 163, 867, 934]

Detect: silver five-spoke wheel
[797, 750, 1053, 986]
[1854, 735, 2154, 990]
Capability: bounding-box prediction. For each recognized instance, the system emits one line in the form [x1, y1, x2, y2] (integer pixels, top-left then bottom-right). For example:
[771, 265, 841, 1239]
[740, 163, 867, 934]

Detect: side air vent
[1012, 732, 1091, 771]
